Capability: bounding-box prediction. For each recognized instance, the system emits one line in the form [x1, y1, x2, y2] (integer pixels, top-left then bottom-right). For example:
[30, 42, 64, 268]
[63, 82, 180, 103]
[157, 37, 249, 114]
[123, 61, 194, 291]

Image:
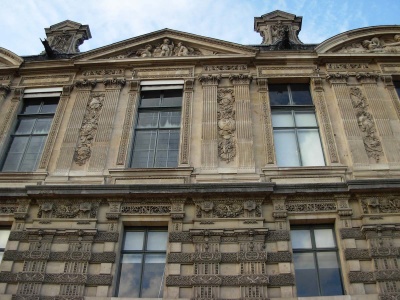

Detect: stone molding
[198, 74, 221, 85]
[103, 77, 126, 89]
[74, 79, 97, 90]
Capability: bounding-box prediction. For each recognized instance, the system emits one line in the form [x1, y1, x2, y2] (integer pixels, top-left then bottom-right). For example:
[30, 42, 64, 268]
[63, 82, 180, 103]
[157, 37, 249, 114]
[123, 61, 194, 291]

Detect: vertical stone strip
[229, 74, 255, 171]
[358, 74, 400, 163]
[117, 80, 140, 166]
[179, 79, 194, 166]
[381, 75, 400, 121]
[257, 78, 274, 165]
[199, 75, 221, 170]
[88, 78, 126, 172]
[38, 85, 73, 170]
[327, 74, 370, 164]
[0, 84, 10, 109]
[55, 80, 96, 174]
[310, 78, 339, 163]
[0, 88, 23, 149]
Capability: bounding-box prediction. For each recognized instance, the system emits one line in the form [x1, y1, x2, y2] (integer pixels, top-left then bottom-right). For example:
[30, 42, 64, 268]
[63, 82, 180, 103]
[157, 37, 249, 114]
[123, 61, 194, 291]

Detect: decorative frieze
[195, 199, 261, 218]
[0, 273, 112, 285]
[166, 274, 270, 286]
[285, 200, 336, 213]
[82, 69, 124, 77]
[120, 204, 171, 214]
[168, 251, 275, 263]
[340, 228, 365, 240]
[37, 200, 100, 219]
[326, 63, 369, 70]
[4, 251, 115, 263]
[203, 65, 247, 72]
[344, 249, 370, 260]
[266, 230, 290, 241]
[348, 271, 375, 283]
[336, 35, 400, 53]
[361, 197, 400, 214]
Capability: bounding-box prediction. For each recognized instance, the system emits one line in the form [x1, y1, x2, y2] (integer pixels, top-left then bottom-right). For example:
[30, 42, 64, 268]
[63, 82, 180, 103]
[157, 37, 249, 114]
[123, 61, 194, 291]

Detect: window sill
[262, 165, 348, 184]
[108, 167, 194, 184]
[0, 171, 47, 187]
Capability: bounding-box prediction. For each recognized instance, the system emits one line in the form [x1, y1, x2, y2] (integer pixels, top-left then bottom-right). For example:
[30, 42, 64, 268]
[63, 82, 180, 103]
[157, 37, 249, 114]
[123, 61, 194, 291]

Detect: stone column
[88, 78, 126, 172]
[310, 77, 339, 164]
[0, 84, 10, 109]
[179, 79, 194, 166]
[199, 75, 221, 170]
[38, 85, 74, 171]
[357, 73, 400, 164]
[327, 73, 372, 165]
[257, 78, 275, 166]
[117, 80, 140, 166]
[229, 74, 255, 171]
[381, 75, 400, 121]
[55, 79, 96, 174]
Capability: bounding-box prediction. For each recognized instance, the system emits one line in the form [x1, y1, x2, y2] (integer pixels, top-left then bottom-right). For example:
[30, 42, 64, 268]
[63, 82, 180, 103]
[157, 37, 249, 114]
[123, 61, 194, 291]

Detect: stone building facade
[0, 9, 400, 300]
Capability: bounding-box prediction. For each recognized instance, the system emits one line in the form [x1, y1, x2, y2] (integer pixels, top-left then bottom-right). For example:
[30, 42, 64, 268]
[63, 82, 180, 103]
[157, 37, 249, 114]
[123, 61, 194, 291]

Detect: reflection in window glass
[117, 228, 167, 298]
[269, 84, 325, 167]
[0, 229, 10, 263]
[1, 97, 59, 172]
[291, 226, 343, 297]
[131, 89, 182, 168]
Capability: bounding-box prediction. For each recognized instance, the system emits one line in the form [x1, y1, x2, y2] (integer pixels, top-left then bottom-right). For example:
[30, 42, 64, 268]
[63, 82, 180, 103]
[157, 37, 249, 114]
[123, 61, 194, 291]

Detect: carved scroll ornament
[74, 94, 105, 165]
[217, 89, 236, 162]
[350, 87, 383, 162]
[337, 34, 400, 53]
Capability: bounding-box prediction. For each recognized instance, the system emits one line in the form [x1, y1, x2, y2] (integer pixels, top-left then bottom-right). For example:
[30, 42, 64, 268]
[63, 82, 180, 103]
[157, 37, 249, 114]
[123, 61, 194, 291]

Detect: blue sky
[1, 0, 399, 56]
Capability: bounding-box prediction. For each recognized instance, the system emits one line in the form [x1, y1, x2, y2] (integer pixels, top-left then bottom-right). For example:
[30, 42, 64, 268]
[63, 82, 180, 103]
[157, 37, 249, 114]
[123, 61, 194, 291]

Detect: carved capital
[326, 73, 349, 84]
[272, 195, 287, 220]
[74, 79, 97, 90]
[106, 199, 122, 220]
[0, 84, 10, 95]
[103, 77, 126, 89]
[14, 199, 31, 220]
[355, 72, 379, 83]
[311, 77, 324, 92]
[198, 74, 221, 86]
[229, 74, 253, 85]
[256, 78, 268, 92]
[12, 88, 24, 102]
[62, 85, 74, 96]
[380, 75, 394, 86]
[184, 78, 195, 91]
[130, 80, 140, 92]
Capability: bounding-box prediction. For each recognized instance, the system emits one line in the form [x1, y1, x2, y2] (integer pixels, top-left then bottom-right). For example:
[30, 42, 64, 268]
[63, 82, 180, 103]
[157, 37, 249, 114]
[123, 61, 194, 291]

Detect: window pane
[137, 112, 159, 128]
[272, 111, 294, 127]
[19, 136, 46, 172]
[147, 231, 168, 250]
[33, 118, 52, 134]
[118, 254, 142, 297]
[22, 99, 41, 114]
[141, 91, 161, 107]
[291, 229, 312, 249]
[154, 130, 179, 168]
[294, 111, 318, 127]
[269, 84, 290, 105]
[15, 119, 35, 134]
[273, 129, 300, 167]
[41, 98, 59, 113]
[317, 252, 343, 296]
[162, 90, 182, 107]
[124, 231, 145, 250]
[131, 131, 157, 168]
[297, 129, 325, 166]
[290, 84, 313, 105]
[315, 229, 336, 248]
[141, 254, 166, 298]
[293, 253, 319, 297]
[1, 137, 29, 171]
[159, 111, 181, 128]
[0, 230, 10, 248]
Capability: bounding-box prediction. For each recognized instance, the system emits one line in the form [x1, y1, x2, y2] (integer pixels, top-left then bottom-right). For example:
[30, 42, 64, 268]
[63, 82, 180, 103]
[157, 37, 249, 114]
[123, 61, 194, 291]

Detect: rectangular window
[130, 88, 182, 168]
[291, 225, 343, 297]
[269, 84, 325, 167]
[0, 228, 10, 262]
[1, 91, 59, 172]
[395, 81, 400, 97]
[117, 228, 168, 298]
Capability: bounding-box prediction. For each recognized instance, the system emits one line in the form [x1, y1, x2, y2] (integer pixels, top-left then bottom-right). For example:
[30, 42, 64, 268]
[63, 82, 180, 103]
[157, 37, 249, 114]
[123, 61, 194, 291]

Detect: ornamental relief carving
[195, 199, 262, 218]
[37, 200, 100, 219]
[120, 203, 171, 214]
[285, 200, 337, 213]
[73, 93, 105, 165]
[350, 87, 383, 162]
[361, 197, 400, 214]
[109, 38, 208, 59]
[336, 34, 400, 53]
[217, 88, 236, 162]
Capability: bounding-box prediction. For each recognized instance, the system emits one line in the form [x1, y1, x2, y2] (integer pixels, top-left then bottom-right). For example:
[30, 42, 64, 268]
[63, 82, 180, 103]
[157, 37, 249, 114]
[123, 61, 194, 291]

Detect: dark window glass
[395, 81, 400, 98]
[291, 226, 343, 297]
[117, 228, 168, 298]
[131, 89, 182, 168]
[269, 84, 324, 167]
[0, 228, 10, 263]
[1, 97, 59, 172]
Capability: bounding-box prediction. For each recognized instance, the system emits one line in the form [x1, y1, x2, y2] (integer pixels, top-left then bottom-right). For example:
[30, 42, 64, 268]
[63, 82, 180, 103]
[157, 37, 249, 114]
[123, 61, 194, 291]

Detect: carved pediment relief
[74, 29, 257, 61]
[0, 47, 23, 68]
[316, 26, 400, 54]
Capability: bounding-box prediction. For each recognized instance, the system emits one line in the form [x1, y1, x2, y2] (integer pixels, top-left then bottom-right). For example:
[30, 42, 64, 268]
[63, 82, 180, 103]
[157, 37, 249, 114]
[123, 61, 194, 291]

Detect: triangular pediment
[47, 20, 84, 31]
[74, 29, 258, 61]
[316, 26, 400, 54]
[260, 10, 297, 21]
[0, 47, 23, 68]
